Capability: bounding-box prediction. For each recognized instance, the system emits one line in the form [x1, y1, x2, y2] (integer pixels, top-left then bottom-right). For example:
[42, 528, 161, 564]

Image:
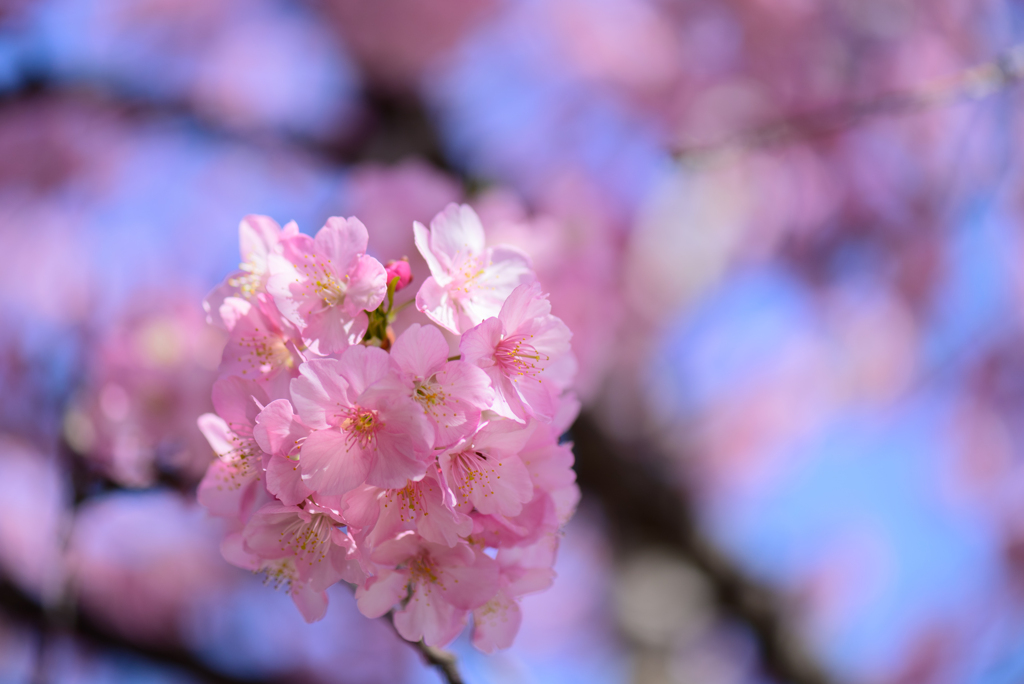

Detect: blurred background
[1, 1, 1023, 683]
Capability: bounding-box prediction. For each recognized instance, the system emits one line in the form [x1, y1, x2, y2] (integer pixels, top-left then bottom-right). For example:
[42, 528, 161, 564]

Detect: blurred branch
[0, 72, 442, 168]
[572, 412, 840, 684]
[0, 574, 286, 684]
[675, 43, 1024, 165]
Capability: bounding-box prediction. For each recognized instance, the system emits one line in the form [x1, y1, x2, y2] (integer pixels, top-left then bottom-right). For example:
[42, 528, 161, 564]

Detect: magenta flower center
[228, 268, 261, 299]
[450, 254, 488, 295]
[300, 256, 349, 309]
[260, 557, 299, 590]
[213, 428, 261, 490]
[446, 450, 500, 505]
[494, 334, 547, 379]
[279, 513, 334, 567]
[386, 482, 429, 524]
[238, 330, 292, 371]
[407, 551, 441, 586]
[340, 406, 382, 450]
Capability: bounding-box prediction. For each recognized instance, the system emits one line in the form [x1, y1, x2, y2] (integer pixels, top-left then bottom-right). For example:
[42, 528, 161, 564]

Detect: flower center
[407, 551, 441, 585]
[259, 557, 298, 590]
[239, 330, 293, 373]
[384, 481, 429, 523]
[299, 257, 349, 310]
[451, 254, 488, 295]
[279, 512, 335, 567]
[316, 273, 348, 308]
[446, 450, 498, 505]
[494, 334, 547, 379]
[212, 429, 260, 489]
[340, 406, 382, 451]
[228, 269, 262, 300]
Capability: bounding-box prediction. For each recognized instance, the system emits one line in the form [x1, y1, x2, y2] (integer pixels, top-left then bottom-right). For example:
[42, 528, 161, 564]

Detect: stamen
[340, 406, 382, 451]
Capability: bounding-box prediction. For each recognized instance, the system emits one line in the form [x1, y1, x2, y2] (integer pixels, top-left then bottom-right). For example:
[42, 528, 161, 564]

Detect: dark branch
[674, 43, 1024, 165]
[572, 412, 840, 684]
[382, 611, 464, 684]
[0, 574, 286, 684]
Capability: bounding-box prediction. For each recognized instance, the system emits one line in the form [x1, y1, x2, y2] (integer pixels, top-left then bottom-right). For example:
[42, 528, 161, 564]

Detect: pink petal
[521, 441, 576, 490]
[304, 310, 361, 355]
[265, 255, 308, 328]
[458, 317, 503, 367]
[216, 295, 251, 332]
[291, 582, 329, 623]
[414, 220, 448, 278]
[365, 400, 433, 489]
[391, 324, 449, 379]
[203, 279, 241, 330]
[415, 277, 459, 334]
[370, 533, 425, 566]
[496, 281, 549, 332]
[472, 590, 522, 653]
[341, 485, 381, 530]
[289, 359, 351, 429]
[265, 455, 312, 506]
[512, 374, 556, 421]
[336, 345, 392, 397]
[211, 375, 268, 426]
[429, 203, 486, 262]
[197, 459, 255, 519]
[220, 532, 258, 570]
[239, 214, 281, 269]
[395, 583, 466, 646]
[315, 216, 369, 267]
[355, 570, 409, 619]
[342, 254, 388, 314]
[437, 549, 500, 610]
[253, 399, 307, 457]
[300, 428, 372, 496]
[197, 413, 234, 457]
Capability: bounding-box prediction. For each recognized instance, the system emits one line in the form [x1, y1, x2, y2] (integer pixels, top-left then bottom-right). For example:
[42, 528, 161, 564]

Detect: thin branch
[0, 574, 286, 684]
[382, 610, 465, 684]
[571, 412, 840, 684]
[674, 43, 1024, 165]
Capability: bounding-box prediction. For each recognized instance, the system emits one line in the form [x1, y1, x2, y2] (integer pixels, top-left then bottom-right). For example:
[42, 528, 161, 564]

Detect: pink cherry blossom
[388, 323, 495, 448]
[195, 204, 579, 646]
[470, 487, 561, 550]
[472, 537, 559, 652]
[232, 499, 362, 623]
[291, 346, 433, 495]
[204, 215, 298, 329]
[355, 532, 499, 647]
[217, 293, 307, 390]
[414, 203, 534, 334]
[343, 467, 471, 548]
[460, 282, 575, 422]
[438, 419, 534, 518]
[267, 217, 388, 354]
[520, 417, 580, 525]
[196, 376, 269, 519]
[253, 398, 313, 506]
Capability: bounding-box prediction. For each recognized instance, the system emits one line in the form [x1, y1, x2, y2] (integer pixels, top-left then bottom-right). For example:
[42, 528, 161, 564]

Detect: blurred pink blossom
[68, 490, 231, 645]
[64, 295, 226, 486]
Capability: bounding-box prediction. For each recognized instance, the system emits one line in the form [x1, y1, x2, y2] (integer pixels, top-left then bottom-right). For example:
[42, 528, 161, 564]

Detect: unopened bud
[385, 258, 413, 291]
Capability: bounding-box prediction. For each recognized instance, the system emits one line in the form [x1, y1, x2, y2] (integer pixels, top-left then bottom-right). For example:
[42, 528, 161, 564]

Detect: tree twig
[675, 43, 1024, 166]
[0, 574, 287, 684]
[572, 412, 840, 684]
[380, 610, 465, 684]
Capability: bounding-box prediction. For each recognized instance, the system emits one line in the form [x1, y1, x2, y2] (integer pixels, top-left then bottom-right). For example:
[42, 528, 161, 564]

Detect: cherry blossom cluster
[197, 203, 579, 650]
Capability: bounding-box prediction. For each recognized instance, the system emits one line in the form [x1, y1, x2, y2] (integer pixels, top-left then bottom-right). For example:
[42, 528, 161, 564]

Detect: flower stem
[383, 611, 464, 684]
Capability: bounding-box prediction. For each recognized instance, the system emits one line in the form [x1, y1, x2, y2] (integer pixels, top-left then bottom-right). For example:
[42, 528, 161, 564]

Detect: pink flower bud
[385, 259, 413, 291]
